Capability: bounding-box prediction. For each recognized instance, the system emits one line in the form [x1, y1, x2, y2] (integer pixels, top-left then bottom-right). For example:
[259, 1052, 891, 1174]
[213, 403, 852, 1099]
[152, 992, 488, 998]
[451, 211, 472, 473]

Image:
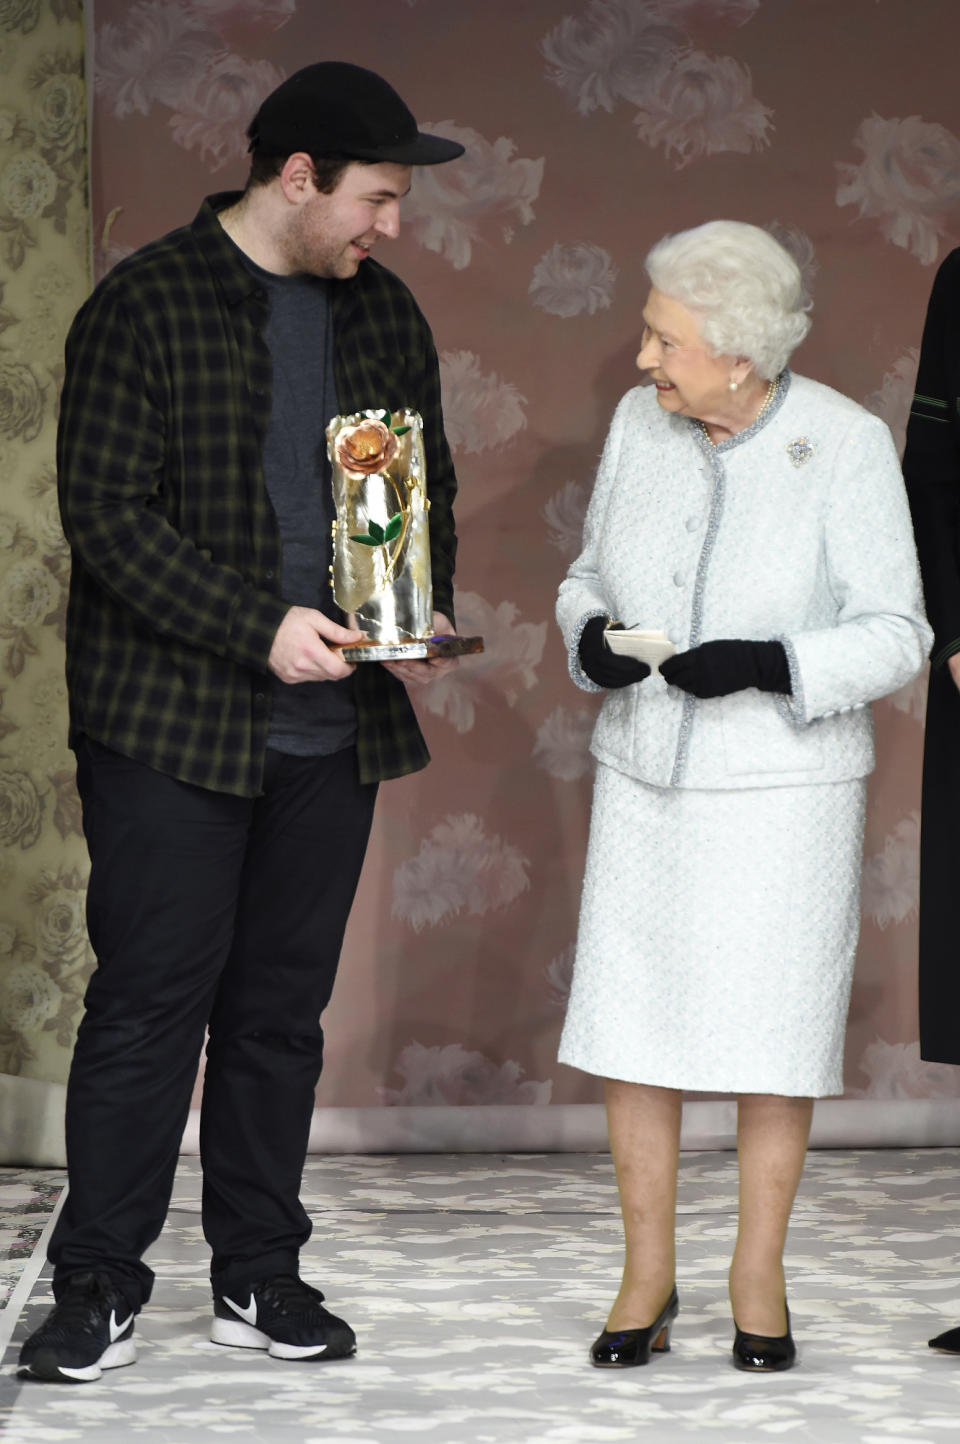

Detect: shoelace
[41, 1272, 123, 1333]
[257, 1275, 326, 1318]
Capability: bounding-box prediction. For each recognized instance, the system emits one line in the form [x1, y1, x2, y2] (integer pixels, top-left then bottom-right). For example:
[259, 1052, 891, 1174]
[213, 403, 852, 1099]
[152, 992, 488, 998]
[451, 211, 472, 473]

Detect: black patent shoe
[590, 1287, 679, 1368]
[929, 1325, 960, 1353]
[732, 1303, 797, 1372]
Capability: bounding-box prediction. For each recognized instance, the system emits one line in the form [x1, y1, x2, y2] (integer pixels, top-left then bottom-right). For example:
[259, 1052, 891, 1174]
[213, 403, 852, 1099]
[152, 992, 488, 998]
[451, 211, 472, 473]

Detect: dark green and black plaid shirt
[58, 193, 458, 795]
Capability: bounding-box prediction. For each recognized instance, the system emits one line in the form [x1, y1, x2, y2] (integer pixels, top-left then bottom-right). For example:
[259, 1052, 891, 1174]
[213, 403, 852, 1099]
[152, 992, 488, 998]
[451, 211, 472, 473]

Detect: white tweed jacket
[556, 371, 932, 789]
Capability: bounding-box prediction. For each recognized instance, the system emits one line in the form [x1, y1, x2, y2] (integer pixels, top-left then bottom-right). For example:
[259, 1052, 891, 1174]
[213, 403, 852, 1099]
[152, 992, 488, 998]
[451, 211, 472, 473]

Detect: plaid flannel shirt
[58, 193, 458, 795]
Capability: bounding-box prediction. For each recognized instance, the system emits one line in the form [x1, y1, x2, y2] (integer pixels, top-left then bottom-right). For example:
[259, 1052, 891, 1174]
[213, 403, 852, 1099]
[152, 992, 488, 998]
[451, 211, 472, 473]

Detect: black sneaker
[211, 1274, 356, 1361]
[17, 1271, 137, 1383]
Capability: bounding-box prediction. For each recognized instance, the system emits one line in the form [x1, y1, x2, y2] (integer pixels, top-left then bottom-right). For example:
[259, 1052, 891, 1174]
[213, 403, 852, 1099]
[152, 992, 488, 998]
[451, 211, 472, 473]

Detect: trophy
[327, 407, 483, 664]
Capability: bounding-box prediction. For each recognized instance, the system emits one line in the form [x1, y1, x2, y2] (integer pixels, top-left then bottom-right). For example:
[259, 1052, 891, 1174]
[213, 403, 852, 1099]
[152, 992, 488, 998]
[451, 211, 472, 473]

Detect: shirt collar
[194, 191, 267, 308]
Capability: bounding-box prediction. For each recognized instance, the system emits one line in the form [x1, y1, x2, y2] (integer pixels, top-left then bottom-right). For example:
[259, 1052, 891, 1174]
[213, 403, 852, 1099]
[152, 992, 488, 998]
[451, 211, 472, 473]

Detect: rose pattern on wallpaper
[532, 705, 596, 782]
[543, 479, 590, 559]
[633, 51, 772, 168]
[836, 114, 960, 266]
[545, 943, 575, 1010]
[167, 53, 285, 169]
[540, 0, 688, 116]
[403, 124, 544, 271]
[861, 812, 920, 930]
[95, 0, 285, 167]
[438, 350, 527, 455]
[422, 592, 547, 735]
[381, 1042, 551, 1106]
[95, 4, 224, 116]
[392, 814, 531, 932]
[0, 0, 91, 1096]
[529, 242, 618, 318]
[541, 0, 770, 168]
[853, 1038, 960, 1100]
[0, 867, 91, 1075]
[863, 347, 920, 459]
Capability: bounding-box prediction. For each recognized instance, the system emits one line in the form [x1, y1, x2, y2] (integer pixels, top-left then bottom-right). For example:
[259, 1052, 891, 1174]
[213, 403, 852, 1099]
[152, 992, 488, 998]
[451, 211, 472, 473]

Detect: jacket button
[264, 569, 274, 580]
[673, 571, 685, 587]
[685, 516, 699, 532]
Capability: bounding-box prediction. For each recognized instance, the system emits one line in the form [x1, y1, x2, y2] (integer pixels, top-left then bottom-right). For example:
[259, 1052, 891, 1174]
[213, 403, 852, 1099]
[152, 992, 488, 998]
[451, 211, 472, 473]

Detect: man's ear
[278, 152, 316, 205]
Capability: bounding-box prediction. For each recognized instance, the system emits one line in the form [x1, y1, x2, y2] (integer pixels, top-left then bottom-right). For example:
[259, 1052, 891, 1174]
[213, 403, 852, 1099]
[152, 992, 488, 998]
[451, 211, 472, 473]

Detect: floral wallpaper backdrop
[5, 0, 959, 1156]
[0, 0, 91, 1156]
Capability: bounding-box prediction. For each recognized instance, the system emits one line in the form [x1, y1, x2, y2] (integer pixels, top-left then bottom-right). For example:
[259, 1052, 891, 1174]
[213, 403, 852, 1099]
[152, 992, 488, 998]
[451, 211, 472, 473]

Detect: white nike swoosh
[223, 1293, 257, 1326]
[109, 1309, 133, 1343]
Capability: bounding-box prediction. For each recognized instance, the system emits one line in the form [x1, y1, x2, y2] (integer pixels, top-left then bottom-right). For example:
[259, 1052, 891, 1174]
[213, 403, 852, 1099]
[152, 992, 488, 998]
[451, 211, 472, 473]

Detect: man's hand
[949, 653, 960, 694]
[382, 612, 459, 687]
[268, 607, 363, 683]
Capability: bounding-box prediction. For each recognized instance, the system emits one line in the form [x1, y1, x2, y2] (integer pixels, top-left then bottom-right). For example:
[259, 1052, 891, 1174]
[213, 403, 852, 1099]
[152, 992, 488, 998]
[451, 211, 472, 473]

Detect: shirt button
[686, 516, 699, 532]
[673, 571, 685, 587]
[264, 569, 274, 580]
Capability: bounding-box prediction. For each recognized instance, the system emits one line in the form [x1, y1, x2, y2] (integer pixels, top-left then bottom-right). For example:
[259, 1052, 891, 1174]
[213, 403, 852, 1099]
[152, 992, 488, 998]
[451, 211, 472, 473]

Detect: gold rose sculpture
[327, 407, 482, 663]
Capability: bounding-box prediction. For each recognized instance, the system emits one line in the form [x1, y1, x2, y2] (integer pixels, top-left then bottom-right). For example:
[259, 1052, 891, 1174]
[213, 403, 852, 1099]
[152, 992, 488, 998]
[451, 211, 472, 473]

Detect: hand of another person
[659, 639, 790, 698]
[578, 616, 652, 689]
[948, 653, 960, 694]
[268, 606, 363, 683]
[381, 613, 460, 686]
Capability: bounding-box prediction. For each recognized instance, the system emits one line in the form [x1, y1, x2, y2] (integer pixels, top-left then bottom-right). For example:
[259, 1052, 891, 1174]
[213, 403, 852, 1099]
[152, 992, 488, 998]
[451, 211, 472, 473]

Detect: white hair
[645, 220, 812, 379]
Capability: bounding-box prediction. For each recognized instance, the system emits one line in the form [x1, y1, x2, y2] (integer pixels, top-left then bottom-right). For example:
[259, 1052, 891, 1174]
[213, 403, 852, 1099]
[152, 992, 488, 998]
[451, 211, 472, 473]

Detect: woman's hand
[660, 639, 791, 697]
[578, 616, 651, 689]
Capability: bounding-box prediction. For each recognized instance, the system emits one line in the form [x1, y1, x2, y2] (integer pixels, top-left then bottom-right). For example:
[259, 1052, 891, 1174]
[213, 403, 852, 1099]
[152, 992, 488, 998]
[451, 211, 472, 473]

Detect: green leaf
[383, 514, 402, 542]
[368, 520, 385, 544]
[380, 409, 392, 426]
[391, 424, 411, 436]
[349, 533, 381, 547]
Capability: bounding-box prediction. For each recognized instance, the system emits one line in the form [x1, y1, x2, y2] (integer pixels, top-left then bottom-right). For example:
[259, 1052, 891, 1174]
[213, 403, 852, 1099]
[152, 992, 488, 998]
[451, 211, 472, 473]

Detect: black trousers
[49, 739, 377, 1310]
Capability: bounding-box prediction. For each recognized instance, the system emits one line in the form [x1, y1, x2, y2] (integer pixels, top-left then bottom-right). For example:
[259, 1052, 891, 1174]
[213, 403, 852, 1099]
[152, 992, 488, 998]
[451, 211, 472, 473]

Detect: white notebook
[604, 626, 676, 670]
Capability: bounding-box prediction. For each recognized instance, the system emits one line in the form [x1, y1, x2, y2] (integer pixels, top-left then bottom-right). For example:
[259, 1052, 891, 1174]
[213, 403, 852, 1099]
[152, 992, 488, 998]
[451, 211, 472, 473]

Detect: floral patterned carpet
[1, 1150, 960, 1442]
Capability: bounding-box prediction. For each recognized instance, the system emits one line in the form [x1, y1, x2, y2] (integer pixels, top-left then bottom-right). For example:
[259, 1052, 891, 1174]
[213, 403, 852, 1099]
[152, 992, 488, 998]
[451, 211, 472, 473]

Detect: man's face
[285, 160, 412, 279]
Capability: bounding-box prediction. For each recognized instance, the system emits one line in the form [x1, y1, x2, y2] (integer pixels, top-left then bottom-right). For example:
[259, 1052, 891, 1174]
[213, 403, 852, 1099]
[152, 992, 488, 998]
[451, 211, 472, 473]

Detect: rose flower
[334, 418, 399, 476]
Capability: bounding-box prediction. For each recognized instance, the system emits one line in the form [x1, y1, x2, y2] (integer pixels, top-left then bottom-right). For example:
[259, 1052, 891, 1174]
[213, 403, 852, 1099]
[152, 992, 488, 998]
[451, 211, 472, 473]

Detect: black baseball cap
[247, 61, 465, 166]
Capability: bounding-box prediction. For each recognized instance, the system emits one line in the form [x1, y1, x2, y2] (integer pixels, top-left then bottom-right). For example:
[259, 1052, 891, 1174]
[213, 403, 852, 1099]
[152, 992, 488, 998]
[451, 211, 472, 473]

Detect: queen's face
[636, 288, 735, 422]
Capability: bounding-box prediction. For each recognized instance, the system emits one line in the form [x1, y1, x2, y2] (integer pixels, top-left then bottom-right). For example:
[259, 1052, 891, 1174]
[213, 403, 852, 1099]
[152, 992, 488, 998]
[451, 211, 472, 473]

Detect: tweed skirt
[558, 763, 867, 1096]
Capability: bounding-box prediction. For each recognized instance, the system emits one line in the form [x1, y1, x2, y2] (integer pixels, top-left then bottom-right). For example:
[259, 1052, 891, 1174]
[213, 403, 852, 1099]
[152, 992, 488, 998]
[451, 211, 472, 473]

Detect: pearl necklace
[699, 376, 777, 445]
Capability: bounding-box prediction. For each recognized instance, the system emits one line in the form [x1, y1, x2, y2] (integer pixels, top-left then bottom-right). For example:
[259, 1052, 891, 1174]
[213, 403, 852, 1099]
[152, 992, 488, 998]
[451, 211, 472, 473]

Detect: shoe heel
[652, 1320, 672, 1353]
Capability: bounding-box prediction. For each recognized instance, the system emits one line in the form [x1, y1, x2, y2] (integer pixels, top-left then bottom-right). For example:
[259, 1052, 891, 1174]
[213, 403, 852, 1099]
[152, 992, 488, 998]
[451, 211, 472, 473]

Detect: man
[902, 246, 960, 1356]
[18, 62, 463, 1383]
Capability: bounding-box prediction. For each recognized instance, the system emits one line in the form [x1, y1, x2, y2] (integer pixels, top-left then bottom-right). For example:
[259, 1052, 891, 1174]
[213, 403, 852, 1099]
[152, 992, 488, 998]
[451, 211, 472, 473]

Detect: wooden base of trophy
[339, 634, 484, 664]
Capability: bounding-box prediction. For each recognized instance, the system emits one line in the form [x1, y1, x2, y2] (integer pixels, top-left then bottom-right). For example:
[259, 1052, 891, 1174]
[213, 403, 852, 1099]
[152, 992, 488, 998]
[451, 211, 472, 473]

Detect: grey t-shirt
[242, 254, 357, 756]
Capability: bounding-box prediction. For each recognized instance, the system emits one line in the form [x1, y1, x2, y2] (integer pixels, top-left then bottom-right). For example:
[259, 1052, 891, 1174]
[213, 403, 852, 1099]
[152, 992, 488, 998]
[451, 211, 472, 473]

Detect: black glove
[659, 639, 791, 698]
[578, 616, 651, 689]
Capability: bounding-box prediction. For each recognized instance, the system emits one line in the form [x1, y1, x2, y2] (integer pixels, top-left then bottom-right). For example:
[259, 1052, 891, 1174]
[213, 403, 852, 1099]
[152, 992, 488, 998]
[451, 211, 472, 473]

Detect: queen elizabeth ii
[556, 219, 931, 1373]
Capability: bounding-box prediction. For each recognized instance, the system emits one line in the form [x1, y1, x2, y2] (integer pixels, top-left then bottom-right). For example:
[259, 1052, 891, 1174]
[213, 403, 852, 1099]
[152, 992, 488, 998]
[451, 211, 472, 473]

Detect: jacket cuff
[568, 609, 608, 693]
[227, 592, 291, 673]
[772, 633, 806, 724]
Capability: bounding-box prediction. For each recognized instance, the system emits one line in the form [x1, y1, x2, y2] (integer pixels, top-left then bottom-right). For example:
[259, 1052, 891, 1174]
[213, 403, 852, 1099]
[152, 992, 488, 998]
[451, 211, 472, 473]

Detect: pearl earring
[728, 380, 739, 392]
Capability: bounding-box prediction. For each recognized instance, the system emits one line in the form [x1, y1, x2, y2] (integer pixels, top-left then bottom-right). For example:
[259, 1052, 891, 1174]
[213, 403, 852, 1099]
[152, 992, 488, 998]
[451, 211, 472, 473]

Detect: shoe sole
[210, 1316, 355, 1361]
[17, 1338, 137, 1383]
